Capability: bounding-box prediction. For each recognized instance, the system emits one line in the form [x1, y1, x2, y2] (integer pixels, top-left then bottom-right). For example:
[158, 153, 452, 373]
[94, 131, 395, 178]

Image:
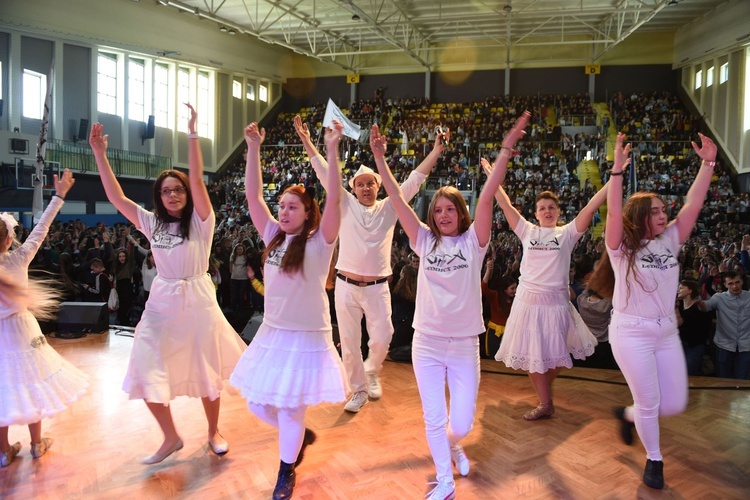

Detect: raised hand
[293, 115, 311, 142]
[324, 119, 343, 147]
[503, 110, 531, 149]
[370, 124, 387, 157]
[89, 123, 109, 155]
[53, 168, 75, 198]
[691, 133, 717, 162]
[185, 103, 197, 135]
[244, 123, 266, 148]
[613, 133, 632, 174]
[434, 126, 450, 150]
[480, 157, 493, 177]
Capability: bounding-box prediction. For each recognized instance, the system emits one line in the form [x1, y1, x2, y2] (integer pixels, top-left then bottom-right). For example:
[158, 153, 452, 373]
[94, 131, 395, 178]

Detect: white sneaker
[425, 478, 456, 500]
[344, 391, 369, 413]
[366, 373, 382, 399]
[450, 445, 470, 476]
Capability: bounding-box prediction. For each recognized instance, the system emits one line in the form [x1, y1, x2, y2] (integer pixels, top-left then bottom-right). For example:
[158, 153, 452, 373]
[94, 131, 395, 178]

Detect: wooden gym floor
[1, 331, 749, 499]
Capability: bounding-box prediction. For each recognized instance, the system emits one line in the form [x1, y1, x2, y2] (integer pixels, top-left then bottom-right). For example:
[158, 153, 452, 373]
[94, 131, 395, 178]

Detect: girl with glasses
[89, 104, 246, 465]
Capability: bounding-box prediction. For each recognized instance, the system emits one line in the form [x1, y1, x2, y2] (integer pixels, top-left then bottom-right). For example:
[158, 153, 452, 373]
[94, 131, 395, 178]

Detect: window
[22, 69, 46, 120]
[707, 66, 714, 87]
[128, 58, 146, 122]
[177, 67, 190, 133]
[720, 63, 729, 84]
[97, 52, 118, 115]
[695, 69, 702, 90]
[153, 63, 169, 128]
[232, 80, 242, 99]
[259, 84, 267, 103]
[246, 83, 255, 100]
[197, 71, 210, 137]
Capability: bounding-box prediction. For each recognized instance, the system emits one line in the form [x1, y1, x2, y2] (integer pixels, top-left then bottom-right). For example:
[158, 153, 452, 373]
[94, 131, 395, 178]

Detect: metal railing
[45, 139, 172, 178]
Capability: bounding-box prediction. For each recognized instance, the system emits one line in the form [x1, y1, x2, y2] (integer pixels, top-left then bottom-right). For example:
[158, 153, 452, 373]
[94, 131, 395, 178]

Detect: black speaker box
[145, 115, 155, 139]
[78, 119, 89, 141]
[58, 302, 109, 334]
[240, 313, 264, 345]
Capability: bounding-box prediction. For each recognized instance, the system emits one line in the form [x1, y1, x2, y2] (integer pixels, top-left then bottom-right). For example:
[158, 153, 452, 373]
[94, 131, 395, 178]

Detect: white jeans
[335, 280, 394, 393]
[248, 403, 307, 464]
[412, 332, 480, 482]
[609, 311, 687, 461]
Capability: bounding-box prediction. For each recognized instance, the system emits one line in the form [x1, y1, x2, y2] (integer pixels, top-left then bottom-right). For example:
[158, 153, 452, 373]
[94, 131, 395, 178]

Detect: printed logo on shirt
[640, 250, 678, 270]
[265, 246, 287, 268]
[528, 234, 561, 251]
[425, 250, 468, 272]
[151, 230, 185, 250]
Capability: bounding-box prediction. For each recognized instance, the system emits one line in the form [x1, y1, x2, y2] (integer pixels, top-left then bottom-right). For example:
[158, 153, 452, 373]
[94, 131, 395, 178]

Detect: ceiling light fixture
[352, 14, 361, 21]
[668, 0, 679, 6]
[220, 26, 228, 32]
[228, 29, 236, 35]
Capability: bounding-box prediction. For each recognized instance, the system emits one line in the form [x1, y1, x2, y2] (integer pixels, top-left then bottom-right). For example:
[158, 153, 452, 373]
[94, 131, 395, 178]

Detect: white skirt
[0, 310, 88, 426]
[495, 284, 597, 373]
[230, 323, 350, 408]
[123, 274, 246, 403]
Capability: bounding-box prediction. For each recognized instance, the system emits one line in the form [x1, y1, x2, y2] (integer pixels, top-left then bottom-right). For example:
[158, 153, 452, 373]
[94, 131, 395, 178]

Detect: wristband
[702, 160, 716, 168]
[608, 171, 624, 176]
[499, 146, 512, 152]
[52, 194, 65, 200]
[187, 133, 199, 139]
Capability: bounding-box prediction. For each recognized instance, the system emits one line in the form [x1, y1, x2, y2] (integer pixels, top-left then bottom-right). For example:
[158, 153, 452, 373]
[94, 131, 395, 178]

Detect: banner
[322, 98, 361, 140]
[33, 62, 54, 220]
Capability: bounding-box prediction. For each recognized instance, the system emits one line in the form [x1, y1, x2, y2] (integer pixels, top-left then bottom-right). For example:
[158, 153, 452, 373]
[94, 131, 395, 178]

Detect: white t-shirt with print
[411, 224, 488, 338]
[261, 220, 335, 332]
[514, 217, 584, 293]
[607, 223, 681, 318]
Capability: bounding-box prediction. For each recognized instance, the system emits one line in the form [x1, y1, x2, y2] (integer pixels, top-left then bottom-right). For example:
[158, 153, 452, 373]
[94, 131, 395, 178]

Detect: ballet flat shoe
[141, 439, 184, 465]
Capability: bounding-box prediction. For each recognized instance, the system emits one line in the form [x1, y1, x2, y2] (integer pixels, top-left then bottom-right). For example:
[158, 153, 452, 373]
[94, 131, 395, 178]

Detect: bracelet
[187, 133, 199, 139]
[608, 170, 624, 176]
[499, 146, 512, 152]
[52, 194, 65, 200]
[702, 160, 716, 167]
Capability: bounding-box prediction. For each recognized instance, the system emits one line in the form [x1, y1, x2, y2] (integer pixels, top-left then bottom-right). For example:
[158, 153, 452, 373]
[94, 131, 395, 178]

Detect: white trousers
[335, 280, 394, 393]
[412, 332, 480, 482]
[609, 311, 687, 461]
[248, 403, 307, 464]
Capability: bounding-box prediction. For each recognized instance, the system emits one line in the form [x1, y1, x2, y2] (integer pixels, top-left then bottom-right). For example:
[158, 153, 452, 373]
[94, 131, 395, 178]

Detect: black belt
[336, 273, 388, 287]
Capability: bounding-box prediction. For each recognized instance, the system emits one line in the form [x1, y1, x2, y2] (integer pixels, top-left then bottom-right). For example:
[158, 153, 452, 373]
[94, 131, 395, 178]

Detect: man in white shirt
[294, 115, 447, 412]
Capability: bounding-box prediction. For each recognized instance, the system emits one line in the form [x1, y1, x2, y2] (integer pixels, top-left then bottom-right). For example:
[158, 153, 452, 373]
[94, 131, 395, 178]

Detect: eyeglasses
[160, 186, 187, 196]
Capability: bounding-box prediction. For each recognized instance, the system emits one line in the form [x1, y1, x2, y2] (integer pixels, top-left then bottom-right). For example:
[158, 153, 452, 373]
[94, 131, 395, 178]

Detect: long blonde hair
[0, 274, 60, 321]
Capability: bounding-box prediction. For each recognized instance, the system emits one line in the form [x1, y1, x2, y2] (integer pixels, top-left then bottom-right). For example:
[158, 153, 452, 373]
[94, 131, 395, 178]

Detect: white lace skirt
[0, 311, 88, 426]
[495, 284, 597, 373]
[230, 323, 350, 408]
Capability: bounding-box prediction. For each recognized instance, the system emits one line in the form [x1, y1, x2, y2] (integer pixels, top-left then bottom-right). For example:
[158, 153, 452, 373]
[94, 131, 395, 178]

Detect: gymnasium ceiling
[147, 0, 725, 71]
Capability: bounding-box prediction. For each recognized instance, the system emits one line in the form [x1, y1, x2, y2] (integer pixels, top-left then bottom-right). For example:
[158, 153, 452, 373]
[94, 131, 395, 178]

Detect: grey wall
[62, 43, 90, 143]
[0, 31, 9, 131]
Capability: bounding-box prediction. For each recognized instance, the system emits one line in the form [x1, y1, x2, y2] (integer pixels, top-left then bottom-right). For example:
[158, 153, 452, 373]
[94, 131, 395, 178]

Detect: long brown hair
[587, 192, 664, 301]
[393, 265, 417, 302]
[262, 185, 321, 275]
[153, 170, 193, 239]
[426, 187, 472, 253]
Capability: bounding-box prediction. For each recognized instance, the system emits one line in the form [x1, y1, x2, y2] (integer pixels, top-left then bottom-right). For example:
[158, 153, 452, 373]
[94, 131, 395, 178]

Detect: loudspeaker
[78, 119, 89, 142]
[240, 312, 263, 345]
[58, 302, 109, 334]
[145, 115, 155, 139]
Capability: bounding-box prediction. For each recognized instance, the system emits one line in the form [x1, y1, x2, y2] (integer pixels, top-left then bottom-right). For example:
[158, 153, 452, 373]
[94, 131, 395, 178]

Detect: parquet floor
[2, 331, 749, 499]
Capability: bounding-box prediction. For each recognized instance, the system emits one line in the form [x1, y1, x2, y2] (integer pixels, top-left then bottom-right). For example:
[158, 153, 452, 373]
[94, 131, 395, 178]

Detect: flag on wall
[33, 62, 54, 220]
[322, 98, 361, 140]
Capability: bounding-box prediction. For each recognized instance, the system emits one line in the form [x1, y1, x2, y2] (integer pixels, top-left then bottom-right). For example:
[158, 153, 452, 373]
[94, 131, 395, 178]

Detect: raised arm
[294, 115, 329, 190]
[320, 120, 344, 244]
[574, 182, 610, 233]
[670, 133, 717, 244]
[243, 123, 274, 237]
[89, 123, 140, 225]
[370, 124, 422, 244]
[474, 111, 530, 247]
[605, 133, 631, 250]
[413, 127, 449, 176]
[185, 103, 212, 221]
